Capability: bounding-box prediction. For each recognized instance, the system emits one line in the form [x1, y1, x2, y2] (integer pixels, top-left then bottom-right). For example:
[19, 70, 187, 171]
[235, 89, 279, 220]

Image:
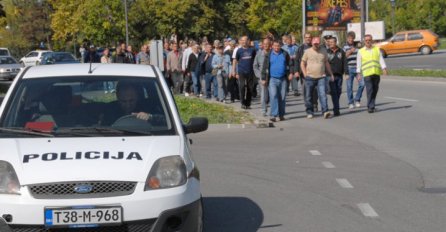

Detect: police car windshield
[0, 76, 177, 137]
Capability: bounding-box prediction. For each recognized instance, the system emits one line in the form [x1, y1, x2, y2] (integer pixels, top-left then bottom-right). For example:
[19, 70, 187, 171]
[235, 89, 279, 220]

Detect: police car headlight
[144, 156, 187, 191]
[0, 161, 21, 195]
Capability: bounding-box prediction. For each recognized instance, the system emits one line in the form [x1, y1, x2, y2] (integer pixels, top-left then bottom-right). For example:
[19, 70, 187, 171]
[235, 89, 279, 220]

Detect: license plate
[44, 206, 122, 228]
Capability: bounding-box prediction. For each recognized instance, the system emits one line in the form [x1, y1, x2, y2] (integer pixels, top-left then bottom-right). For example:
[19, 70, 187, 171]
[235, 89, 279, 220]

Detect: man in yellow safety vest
[356, 34, 388, 113]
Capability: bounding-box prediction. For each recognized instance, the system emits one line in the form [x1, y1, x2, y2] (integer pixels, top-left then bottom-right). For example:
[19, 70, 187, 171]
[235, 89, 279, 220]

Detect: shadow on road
[203, 197, 266, 232]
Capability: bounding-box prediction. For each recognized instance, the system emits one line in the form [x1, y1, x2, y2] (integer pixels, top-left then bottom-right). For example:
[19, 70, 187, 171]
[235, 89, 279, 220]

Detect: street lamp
[390, 0, 396, 35]
[124, 0, 129, 46]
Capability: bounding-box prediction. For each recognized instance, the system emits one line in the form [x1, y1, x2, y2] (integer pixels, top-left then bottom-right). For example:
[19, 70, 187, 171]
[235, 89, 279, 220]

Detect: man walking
[200, 44, 217, 99]
[166, 43, 183, 94]
[136, 44, 150, 65]
[282, 35, 299, 96]
[327, 36, 348, 116]
[295, 33, 319, 112]
[357, 34, 388, 113]
[300, 37, 335, 119]
[262, 40, 292, 122]
[253, 38, 272, 116]
[343, 31, 364, 109]
[233, 36, 256, 109]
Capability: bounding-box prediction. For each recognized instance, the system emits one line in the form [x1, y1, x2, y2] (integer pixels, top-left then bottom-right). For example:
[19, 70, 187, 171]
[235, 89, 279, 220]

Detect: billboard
[347, 21, 386, 41]
[305, 0, 362, 31]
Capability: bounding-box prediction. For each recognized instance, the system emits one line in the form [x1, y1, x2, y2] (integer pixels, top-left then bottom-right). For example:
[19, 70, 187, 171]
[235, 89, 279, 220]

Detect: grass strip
[388, 69, 446, 78]
[175, 96, 253, 124]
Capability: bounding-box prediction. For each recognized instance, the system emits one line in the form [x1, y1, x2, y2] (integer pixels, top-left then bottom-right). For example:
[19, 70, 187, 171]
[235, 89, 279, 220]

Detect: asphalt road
[191, 78, 446, 232]
[385, 49, 446, 70]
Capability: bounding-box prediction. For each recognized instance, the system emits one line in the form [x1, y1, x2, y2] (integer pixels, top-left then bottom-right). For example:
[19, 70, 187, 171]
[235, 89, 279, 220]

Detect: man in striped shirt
[343, 31, 365, 109]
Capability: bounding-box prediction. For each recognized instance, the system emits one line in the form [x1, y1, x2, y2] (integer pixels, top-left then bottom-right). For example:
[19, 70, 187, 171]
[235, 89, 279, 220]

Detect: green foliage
[246, 0, 302, 38]
[369, 0, 446, 37]
[0, 0, 52, 57]
[175, 96, 253, 124]
[389, 69, 446, 78]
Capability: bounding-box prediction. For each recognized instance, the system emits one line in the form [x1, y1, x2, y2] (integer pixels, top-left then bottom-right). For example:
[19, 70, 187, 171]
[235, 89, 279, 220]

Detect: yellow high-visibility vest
[359, 46, 382, 76]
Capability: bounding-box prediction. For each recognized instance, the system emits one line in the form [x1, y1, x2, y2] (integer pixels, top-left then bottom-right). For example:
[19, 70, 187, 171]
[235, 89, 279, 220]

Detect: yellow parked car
[376, 30, 440, 57]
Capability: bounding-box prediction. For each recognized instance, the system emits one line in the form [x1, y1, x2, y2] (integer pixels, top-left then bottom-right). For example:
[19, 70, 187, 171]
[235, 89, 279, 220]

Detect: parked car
[39, 52, 79, 65]
[0, 56, 21, 81]
[19, 50, 52, 67]
[376, 30, 440, 57]
[0, 48, 11, 57]
[0, 64, 207, 231]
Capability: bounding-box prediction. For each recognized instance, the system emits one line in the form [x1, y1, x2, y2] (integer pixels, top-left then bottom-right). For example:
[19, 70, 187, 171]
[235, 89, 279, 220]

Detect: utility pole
[390, 0, 396, 35]
[124, 0, 129, 46]
[361, 0, 366, 42]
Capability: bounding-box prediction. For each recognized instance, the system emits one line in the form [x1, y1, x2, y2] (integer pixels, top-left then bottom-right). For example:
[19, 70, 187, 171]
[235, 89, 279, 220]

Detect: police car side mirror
[184, 117, 208, 134]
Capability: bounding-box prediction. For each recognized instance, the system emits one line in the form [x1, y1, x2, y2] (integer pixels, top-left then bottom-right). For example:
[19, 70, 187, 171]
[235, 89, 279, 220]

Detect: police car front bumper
[0, 179, 201, 231]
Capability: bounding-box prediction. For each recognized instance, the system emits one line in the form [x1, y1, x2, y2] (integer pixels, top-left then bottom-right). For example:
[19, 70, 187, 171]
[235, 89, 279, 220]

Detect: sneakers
[355, 101, 361, 108]
[307, 114, 313, 119]
[270, 117, 277, 122]
[348, 104, 354, 109]
[324, 112, 331, 119]
[279, 116, 285, 121]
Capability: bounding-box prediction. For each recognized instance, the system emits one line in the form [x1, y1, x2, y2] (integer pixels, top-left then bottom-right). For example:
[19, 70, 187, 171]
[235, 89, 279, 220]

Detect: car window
[408, 33, 423, 41]
[55, 53, 76, 62]
[0, 57, 17, 64]
[0, 76, 177, 136]
[0, 49, 9, 56]
[392, 34, 405, 42]
[26, 52, 38, 58]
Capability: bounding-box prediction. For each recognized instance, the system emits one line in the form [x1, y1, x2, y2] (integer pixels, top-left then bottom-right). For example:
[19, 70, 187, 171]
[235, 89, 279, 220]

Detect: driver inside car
[100, 81, 151, 126]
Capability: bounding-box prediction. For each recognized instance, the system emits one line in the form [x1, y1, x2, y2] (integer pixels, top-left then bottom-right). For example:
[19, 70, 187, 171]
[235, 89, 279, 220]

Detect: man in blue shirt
[261, 40, 292, 122]
[233, 36, 256, 109]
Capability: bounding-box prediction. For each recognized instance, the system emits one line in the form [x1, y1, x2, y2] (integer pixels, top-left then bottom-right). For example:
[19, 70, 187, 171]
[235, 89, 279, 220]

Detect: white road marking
[309, 150, 322, 156]
[296, 161, 300, 164]
[336, 178, 354, 189]
[357, 203, 379, 218]
[227, 124, 231, 129]
[384, 96, 419, 102]
[322, 161, 335, 169]
[242, 124, 246, 129]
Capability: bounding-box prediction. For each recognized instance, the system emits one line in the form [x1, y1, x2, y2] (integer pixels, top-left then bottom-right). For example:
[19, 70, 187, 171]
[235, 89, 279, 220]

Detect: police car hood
[3, 136, 182, 185]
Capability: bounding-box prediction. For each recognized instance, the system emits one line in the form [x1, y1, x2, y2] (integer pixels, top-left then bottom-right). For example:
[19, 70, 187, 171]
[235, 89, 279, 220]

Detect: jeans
[227, 77, 239, 101]
[364, 75, 380, 110]
[269, 77, 287, 117]
[346, 67, 365, 104]
[260, 82, 269, 114]
[217, 74, 227, 100]
[205, 73, 218, 98]
[238, 72, 254, 107]
[329, 75, 343, 113]
[191, 72, 201, 95]
[170, 71, 183, 94]
[291, 76, 299, 94]
[304, 77, 328, 115]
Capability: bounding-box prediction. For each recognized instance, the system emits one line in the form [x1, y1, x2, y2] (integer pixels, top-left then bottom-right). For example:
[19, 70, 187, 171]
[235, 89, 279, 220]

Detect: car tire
[197, 197, 204, 232]
[420, 46, 432, 55]
[380, 49, 387, 58]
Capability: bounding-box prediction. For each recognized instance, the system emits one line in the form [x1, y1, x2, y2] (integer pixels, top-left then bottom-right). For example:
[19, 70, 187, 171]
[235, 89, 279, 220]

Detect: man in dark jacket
[199, 44, 217, 99]
[261, 40, 293, 122]
[186, 45, 201, 96]
[84, 45, 101, 63]
[327, 37, 348, 116]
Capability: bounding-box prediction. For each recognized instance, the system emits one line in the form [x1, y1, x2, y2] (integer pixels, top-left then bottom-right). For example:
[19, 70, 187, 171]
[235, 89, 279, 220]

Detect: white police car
[0, 64, 207, 231]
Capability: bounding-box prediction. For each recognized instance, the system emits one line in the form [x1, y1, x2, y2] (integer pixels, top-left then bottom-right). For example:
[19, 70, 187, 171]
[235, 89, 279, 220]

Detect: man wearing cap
[300, 36, 335, 119]
[295, 33, 318, 112]
[84, 45, 101, 63]
[356, 34, 388, 113]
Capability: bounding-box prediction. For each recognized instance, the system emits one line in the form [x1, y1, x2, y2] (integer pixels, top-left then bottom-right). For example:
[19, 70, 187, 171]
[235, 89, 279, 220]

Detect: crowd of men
[81, 31, 387, 121]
